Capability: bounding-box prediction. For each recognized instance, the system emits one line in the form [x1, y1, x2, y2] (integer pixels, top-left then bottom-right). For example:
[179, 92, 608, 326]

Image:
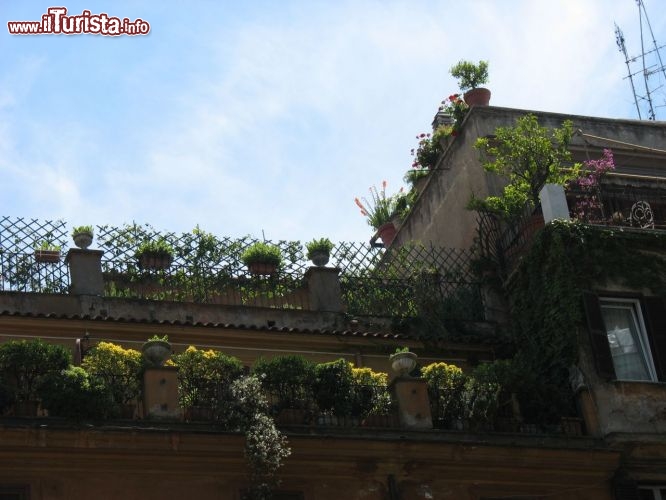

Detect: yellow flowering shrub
[422, 362, 466, 425]
[82, 341, 142, 407]
[171, 346, 243, 410]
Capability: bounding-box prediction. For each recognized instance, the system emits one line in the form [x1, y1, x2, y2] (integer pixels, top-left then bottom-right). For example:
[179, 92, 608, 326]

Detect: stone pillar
[305, 267, 343, 312]
[390, 377, 433, 430]
[539, 183, 570, 223]
[66, 249, 104, 295]
[143, 367, 181, 420]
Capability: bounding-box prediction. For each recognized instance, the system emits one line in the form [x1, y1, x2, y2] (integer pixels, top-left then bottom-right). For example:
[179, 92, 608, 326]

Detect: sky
[1, 1, 665, 245]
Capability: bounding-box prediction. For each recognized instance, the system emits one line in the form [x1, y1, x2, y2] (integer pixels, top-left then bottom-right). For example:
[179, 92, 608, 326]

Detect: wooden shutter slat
[582, 292, 616, 380]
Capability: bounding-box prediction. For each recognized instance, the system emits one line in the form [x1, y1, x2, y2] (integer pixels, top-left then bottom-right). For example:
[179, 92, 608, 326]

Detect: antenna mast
[615, 0, 666, 120]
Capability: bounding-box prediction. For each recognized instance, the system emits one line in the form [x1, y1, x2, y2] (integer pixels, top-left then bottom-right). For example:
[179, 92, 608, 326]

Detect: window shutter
[644, 296, 666, 381]
[582, 292, 616, 380]
[612, 477, 640, 500]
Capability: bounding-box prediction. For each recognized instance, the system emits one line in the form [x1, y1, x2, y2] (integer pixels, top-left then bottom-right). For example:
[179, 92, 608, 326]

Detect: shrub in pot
[305, 238, 334, 267]
[241, 242, 283, 276]
[135, 238, 175, 270]
[0, 339, 70, 414]
[252, 355, 315, 411]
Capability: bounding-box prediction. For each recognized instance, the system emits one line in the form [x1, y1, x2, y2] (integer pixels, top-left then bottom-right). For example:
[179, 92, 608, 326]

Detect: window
[599, 298, 656, 381]
[639, 486, 666, 500]
[0, 485, 29, 500]
[583, 293, 666, 381]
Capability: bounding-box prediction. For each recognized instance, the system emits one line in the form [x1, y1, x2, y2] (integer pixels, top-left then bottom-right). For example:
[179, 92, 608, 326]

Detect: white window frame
[599, 297, 658, 382]
[639, 485, 666, 500]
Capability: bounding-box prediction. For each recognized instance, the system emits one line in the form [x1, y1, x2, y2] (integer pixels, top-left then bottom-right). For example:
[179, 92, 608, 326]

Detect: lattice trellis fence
[0, 217, 485, 322]
[0, 217, 70, 293]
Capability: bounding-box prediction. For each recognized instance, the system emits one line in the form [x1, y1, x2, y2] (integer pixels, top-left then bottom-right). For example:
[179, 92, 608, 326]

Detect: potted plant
[71, 225, 94, 249]
[305, 238, 334, 267]
[135, 238, 174, 270]
[354, 181, 406, 247]
[0, 339, 70, 416]
[389, 347, 417, 377]
[241, 242, 282, 276]
[141, 334, 172, 367]
[450, 59, 490, 107]
[34, 241, 62, 264]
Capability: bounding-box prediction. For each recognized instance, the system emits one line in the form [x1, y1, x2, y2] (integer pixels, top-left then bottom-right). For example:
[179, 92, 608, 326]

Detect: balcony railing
[566, 183, 666, 230]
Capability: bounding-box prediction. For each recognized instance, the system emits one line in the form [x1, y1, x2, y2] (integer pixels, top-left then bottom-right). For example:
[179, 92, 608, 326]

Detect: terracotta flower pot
[463, 88, 491, 107]
[34, 250, 61, 264]
[248, 262, 278, 276]
[377, 222, 397, 247]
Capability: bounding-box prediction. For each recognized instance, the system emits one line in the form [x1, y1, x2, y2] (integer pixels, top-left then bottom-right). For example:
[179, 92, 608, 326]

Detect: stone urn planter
[141, 337, 172, 367]
[71, 226, 94, 249]
[309, 251, 329, 267]
[389, 350, 417, 377]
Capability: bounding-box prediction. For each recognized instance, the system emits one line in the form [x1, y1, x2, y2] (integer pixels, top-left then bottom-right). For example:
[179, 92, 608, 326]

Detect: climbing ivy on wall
[499, 220, 666, 424]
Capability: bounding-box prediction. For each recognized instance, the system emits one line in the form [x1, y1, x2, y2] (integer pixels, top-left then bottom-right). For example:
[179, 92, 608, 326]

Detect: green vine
[499, 220, 666, 423]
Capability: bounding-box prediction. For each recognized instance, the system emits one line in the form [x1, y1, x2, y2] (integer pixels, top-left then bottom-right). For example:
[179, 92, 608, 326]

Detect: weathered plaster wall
[394, 106, 666, 250]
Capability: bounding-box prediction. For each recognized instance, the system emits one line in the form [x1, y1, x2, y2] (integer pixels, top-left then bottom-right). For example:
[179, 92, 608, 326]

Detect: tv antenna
[615, 0, 666, 120]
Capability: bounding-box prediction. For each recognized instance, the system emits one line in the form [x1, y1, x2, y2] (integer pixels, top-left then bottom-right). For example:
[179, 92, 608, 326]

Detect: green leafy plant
[36, 241, 61, 251]
[241, 242, 282, 267]
[71, 225, 93, 237]
[305, 238, 334, 260]
[313, 359, 354, 416]
[0, 339, 70, 403]
[449, 59, 489, 91]
[471, 114, 580, 220]
[252, 355, 315, 411]
[39, 366, 112, 419]
[135, 238, 174, 259]
[393, 346, 411, 354]
[147, 334, 169, 342]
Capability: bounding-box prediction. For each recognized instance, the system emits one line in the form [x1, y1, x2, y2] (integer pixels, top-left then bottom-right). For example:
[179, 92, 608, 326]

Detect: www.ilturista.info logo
[7, 7, 150, 36]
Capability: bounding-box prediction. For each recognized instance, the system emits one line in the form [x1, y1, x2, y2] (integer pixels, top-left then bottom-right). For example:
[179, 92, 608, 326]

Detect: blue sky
[1, 1, 665, 244]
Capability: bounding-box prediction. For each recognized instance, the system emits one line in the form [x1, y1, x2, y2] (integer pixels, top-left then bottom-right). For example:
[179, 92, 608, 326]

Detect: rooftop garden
[0, 216, 487, 339]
